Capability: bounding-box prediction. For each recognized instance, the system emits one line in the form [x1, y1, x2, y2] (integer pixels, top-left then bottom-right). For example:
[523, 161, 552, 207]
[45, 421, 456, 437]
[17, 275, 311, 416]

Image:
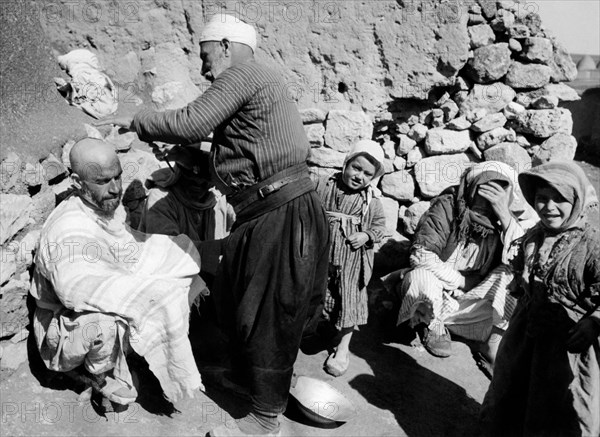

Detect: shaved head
[70, 138, 123, 217]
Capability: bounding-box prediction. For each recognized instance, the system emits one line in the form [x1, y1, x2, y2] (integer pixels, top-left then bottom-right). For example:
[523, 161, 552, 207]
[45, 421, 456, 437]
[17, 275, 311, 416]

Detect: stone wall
[0, 0, 580, 369]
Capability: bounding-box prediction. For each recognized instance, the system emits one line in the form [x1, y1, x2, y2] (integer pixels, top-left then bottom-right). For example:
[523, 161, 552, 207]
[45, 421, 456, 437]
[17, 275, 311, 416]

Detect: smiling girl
[314, 140, 387, 377]
[481, 161, 600, 436]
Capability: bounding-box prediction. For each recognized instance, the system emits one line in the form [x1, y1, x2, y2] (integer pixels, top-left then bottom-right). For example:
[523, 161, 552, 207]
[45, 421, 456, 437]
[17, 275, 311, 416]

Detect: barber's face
[77, 157, 123, 216]
[200, 41, 230, 82]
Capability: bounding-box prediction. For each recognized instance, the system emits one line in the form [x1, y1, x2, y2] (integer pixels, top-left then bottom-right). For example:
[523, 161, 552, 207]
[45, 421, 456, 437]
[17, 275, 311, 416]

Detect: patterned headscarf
[519, 161, 599, 232]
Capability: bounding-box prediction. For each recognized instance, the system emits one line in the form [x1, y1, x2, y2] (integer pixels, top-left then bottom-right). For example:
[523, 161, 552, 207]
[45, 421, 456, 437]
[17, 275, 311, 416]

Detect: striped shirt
[132, 60, 310, 193]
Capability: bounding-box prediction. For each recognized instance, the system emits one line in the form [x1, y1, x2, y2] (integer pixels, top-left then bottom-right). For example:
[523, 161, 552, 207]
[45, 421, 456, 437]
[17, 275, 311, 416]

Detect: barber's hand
[94, 114, 134, 132]
[478, 181, 512, 229]
[347, 232, 369, 250]
[567, 318, 600, 353]
[151, 143, 196, 168]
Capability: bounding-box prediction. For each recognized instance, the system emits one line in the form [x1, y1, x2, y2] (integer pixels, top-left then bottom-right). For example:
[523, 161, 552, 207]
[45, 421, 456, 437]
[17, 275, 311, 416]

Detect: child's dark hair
[348, 152, 382, 174]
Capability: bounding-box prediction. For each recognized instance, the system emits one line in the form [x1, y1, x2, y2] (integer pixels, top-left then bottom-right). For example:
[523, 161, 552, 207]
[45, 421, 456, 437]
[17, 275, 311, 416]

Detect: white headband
[200, 14, 257, 53]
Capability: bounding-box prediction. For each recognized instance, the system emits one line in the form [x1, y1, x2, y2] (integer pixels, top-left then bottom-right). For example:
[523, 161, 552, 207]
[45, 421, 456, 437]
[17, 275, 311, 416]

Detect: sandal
[93, 373, 138, 405]
[324, 352, 349, 377]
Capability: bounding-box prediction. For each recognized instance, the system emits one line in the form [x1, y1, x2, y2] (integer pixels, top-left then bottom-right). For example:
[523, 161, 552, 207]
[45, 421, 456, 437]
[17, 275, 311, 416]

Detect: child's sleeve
[364, 198, 388, 245]
[584, 236, 600, 326]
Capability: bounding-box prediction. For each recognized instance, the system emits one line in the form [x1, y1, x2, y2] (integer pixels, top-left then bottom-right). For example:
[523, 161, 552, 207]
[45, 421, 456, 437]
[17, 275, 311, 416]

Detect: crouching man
[31, 138, 205, 406]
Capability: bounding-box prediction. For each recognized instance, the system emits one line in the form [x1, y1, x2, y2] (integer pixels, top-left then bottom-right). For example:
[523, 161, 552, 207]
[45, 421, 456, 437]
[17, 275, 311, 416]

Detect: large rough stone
[521, 37, 553, 63]
[491, 9, 515, 32]
[471, 113, 507, 133]
[468, 24, 495, 49]
[1, 249, 17, 285]
[531, 95, 559, 110]
[380, 171, 415, 201]
[0, 153, 23, 192]
[16, 229, 41, 268]
[402, 201, 431, 235]
[406, 147, 426, 168]
[307, 147, 346, 168]
[458, 83, 516, 120]
[548, 42, 578, 82]
[305, 124, 325, 147]
[424, 129, 473, 155]
[300, 108, 327, 124]
[476, 127, 516, 150]
[505, 62, 552, 89]
[396, 135, 417, 156]
[503, 102, 526, 120]
[516, 83, 580, 108]
[447, 116, 471, 131]
[324, 110, 373, 153]
[0, 194, 32, 245]
[518, 12, 542, 36]
[0, 280, 29, 339]
[477, 0, 497, 19]
[465, 43, 512, 83]
[510, 108, 573, 138]
[441, 100, 459, 122]
[41, 153, 67, 182]
[379, 196, 399, 234]
[414, 153, 473, 198]
[483, 143, 532, 173]
[532, 133, 578, 165]
[408, 124, 428, 143]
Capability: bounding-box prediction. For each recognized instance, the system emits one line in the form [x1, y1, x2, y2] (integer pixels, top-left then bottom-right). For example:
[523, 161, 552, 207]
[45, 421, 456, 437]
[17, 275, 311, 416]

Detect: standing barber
[97, 14, 329, 436]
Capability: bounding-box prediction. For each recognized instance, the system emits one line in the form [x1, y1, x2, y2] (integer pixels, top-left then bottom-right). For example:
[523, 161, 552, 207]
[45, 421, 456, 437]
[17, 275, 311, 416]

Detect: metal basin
[289, 376, 356, 425]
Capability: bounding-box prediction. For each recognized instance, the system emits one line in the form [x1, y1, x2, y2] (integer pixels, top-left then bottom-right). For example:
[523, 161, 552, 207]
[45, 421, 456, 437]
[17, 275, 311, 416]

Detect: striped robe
[316, 175, 387, 329]
[31, 195, 205, 402]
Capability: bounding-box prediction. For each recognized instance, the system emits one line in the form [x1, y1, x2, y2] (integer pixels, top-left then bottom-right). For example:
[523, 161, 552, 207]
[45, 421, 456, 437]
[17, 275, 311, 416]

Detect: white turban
[200, 14, 257, 53]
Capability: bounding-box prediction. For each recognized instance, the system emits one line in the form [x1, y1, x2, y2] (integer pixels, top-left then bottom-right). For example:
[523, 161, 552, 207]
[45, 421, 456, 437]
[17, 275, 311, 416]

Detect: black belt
[227, 163, 310, 215]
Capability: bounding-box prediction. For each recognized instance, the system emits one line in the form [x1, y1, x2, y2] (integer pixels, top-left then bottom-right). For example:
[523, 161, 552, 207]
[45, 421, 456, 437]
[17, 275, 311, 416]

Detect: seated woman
[385, 161, 537, 368]
[480, 161, 600, 437]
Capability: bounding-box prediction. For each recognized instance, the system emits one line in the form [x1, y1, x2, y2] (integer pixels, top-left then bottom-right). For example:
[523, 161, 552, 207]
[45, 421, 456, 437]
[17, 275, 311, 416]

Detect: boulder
[521, 37, 553, 63]
[483, 142, 532, 173]
[379, 196, 400, 234]
[324, 110, 373, 152]
[508, 38, 522, 52]
[510, 108, 573, 138]
[41, 153, 67, 182]
[516, 83, 580, 108]
[441, 99, 460, 122]
[406, 146, 426, 168]
[504, 101, 526, 120]
[300, 108, 327, 124]
[402, 201, 431, 235]
[308, 147, 346, 168]
[1, 249, 16, 285]
[447, 116, 472, 130]
[548, 42, 578, 82]
[465, 43, 512, 83]
[414, 153, 473, 198]
[477, 0, 497, 19]
[0, 194, 32, 245]
[505, 62, 552, 89]
[396, 135, 417, 156]
[380, 171, 415, 201]
[0, 153, 23, 192]
[476, 127, 516, 150]
[424, 129, 473, 155]
[531, 95, 559, 109]
[468, 24, 495, 49]
[532, 133, 578, 165]
[0, 280, 30, 339]
[305, 123, 325, 147]
[408, 123, 428, 142]
[458, 83, 516, 120]
[471, 113, 508, 133]
[393, 156, 407, 171]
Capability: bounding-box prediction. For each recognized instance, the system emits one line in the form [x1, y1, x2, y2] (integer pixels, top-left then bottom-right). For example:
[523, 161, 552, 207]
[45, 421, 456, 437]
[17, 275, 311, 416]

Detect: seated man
[138, 144, 235, 276]
[31, 138, 205, 407]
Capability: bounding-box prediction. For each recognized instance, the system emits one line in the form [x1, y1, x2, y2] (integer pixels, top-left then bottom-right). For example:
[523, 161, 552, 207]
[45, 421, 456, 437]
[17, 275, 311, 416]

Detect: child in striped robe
[314, 140, 387, 377]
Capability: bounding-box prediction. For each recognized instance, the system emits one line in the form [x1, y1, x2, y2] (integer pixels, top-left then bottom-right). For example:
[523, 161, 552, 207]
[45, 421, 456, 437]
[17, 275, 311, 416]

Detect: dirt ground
[0, 310, 490, 437]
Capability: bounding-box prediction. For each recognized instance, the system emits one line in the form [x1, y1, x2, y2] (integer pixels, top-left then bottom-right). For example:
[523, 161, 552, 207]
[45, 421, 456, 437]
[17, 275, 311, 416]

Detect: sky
[536, 0, 600, 56]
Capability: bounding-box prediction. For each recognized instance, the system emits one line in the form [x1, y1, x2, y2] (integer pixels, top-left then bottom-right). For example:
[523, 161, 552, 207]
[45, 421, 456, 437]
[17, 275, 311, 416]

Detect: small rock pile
[304, 0, 579, 238]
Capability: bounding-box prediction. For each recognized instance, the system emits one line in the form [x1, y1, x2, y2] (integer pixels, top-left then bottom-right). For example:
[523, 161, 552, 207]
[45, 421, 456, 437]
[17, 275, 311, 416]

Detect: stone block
[308, 147, 346, 168]
[532, 133, 578, 165]
[476, 127, 516, 150]
[510, 108, 573, 138]
[300, 108, 327, 124]
[471, 113, 508, 133]
[458, 83, 516, 120]
[483, 142, 532, 173]
[468, 24, 495, 49]
[0, 194, 32, 245]
[465, 43, 512, 83]
[521, 37, 553, 63]
[424, 129, 473, 155]
[305, 123, 325, 146]
[402, 201, 431, 235]
[505, 62, 552, 89]
[380, 171, 415, 201]
[414, 153, 473, 198]
[324, 110, 373, 153]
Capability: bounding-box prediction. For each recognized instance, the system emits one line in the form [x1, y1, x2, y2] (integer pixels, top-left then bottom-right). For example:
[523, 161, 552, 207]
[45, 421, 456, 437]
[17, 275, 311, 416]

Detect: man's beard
[82, 187, 122, 217]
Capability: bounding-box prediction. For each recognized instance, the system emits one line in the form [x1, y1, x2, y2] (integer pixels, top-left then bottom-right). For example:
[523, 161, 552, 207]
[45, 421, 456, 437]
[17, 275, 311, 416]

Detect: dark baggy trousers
[213, 190, 330, 414]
